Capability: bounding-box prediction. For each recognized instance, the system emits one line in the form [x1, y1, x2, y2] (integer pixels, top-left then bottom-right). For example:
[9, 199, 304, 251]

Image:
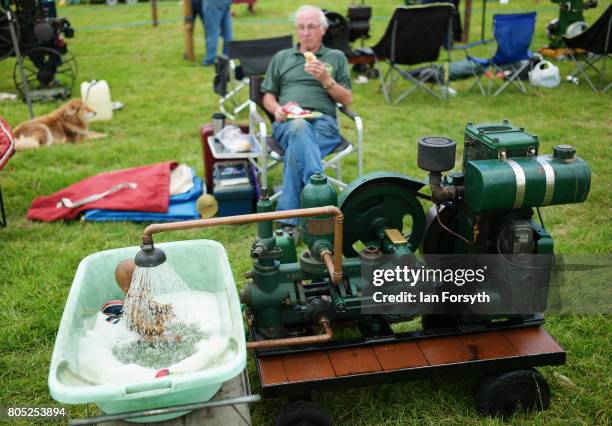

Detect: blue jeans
[273, 115, 340, 226]
[202, 0, 232, 65]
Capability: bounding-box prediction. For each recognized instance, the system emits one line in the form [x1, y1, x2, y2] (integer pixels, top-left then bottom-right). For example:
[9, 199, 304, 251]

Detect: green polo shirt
[261, 44, 352, 118]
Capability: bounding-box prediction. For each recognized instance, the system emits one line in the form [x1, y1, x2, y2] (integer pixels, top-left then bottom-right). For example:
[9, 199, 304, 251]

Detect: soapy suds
[113, 322, 208, 369]
[77, 290, 234, 384]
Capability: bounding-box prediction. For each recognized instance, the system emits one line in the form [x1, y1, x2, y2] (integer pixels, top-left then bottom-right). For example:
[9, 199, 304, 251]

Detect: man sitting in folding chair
[260, 5, 352, 233]
[460, 12, 537, 97]
[564, 4, 611, 93]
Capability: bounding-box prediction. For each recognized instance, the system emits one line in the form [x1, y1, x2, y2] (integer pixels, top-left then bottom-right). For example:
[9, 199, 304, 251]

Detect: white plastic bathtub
[48, 239, 246, 422]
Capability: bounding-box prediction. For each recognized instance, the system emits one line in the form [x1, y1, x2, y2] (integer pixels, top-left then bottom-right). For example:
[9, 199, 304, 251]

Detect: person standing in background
[192, 0, 204, 29]
[202, 0, 233, 66]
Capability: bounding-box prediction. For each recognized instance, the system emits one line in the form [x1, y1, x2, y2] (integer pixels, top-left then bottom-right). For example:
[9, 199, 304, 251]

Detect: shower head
[135, 238, 167, 268]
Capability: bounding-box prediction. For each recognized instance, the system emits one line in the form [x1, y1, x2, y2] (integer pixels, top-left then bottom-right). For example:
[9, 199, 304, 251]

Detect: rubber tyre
[475, 369, 550, 419]
[277, 400, 333, 426]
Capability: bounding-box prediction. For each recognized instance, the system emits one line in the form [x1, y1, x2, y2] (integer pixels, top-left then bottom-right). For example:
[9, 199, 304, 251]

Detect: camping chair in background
[564, 4, 611, 93]
[458, 12, 537, 97]
[420, 0, 463, 46]
[323, 7, 378, 78]
[213, 35, 292, 119]
[371, 3, 454, 103]
[248, 76, 363, 201]
[323, 10, 354, 57]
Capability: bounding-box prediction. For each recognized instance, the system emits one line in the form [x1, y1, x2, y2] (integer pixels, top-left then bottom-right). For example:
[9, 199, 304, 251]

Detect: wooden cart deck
[255, 326, 565, 397]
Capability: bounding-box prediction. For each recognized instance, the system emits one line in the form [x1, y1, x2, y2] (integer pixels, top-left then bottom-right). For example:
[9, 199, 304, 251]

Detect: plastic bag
[217, 125, 251, 153]
[529, 61, 561, 88]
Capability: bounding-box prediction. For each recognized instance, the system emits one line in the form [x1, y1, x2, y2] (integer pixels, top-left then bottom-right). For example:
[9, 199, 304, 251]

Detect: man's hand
[304, 59, 332, 87]
[274, 105, 288, 122]
[263, 93, 288, 122]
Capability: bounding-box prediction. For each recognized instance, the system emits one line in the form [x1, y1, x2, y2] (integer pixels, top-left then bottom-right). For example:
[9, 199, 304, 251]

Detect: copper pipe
[332, 212, 343, 284]
[142, 206, 344, 284]
[321, 250, 335, 284]
[246, 317, 332, 350]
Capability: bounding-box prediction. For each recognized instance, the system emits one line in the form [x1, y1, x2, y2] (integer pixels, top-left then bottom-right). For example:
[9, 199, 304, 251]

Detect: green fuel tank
[300, 174, 337, 255]
[464, 145, 591, 212]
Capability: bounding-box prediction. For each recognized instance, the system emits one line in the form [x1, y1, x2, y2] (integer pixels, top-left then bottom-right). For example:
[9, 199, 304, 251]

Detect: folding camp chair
[213, 35, 292, 119]
[564, 4, 612, 93]
[371, 3, 454, 103]
[459, 12, 537, 97]
[248, 76, 363, 201]
[420, 0, 463, 45]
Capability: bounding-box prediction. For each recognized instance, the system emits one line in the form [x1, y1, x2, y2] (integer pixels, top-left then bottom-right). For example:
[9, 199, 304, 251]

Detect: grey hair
[293, 5, 328, 29]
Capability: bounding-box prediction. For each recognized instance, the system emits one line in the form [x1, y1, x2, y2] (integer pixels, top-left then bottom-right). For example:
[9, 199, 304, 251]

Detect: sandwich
[304, 52, 316, 63]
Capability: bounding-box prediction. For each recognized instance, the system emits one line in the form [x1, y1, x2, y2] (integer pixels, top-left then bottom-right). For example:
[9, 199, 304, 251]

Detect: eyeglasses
[296, 24, 321, 32]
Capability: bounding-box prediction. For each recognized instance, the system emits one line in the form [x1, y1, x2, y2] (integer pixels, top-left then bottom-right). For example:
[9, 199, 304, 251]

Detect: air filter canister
[417, 137, 457, 173]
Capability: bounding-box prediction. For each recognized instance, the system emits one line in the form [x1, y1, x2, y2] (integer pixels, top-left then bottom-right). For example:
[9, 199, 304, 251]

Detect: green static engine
[547, 0, 597, 49]
[241, 121, 591, 340]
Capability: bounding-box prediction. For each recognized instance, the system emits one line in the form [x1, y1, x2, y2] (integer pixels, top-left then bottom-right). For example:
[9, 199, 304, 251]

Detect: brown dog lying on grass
[13, 99, 106, 151]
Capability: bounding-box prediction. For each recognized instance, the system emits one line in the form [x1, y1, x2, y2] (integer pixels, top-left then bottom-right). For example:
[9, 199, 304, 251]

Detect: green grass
[0, 0, 610, 424]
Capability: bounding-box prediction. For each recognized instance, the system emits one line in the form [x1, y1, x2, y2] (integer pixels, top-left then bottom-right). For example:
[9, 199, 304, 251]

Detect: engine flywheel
[338, 172, 427, 257]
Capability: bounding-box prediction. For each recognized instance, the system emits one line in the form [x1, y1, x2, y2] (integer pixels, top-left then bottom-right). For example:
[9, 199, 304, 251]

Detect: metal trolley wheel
[277, 400, 333, 426]
[13, 46, 77, 98]
[475, 368, 551, 418]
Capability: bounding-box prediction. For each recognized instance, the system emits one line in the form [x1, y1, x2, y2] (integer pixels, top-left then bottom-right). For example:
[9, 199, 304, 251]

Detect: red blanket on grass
[28, 161, 177, 221]
[0, 117, 15, 170]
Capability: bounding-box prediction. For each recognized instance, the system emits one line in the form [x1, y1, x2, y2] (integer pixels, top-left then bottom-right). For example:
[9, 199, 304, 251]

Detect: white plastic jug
[81, 80, 112, 121]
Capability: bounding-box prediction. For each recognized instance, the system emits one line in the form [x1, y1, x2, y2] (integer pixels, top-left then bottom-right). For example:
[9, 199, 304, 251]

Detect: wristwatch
[323, 80, 336, 90]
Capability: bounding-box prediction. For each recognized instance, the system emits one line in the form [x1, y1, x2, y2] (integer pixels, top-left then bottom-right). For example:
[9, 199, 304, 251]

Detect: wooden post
[151, 0, 158, 27]
[183, 0, 195, 61]
[462, 0, 472, 43]
[480, 0, 486, 41]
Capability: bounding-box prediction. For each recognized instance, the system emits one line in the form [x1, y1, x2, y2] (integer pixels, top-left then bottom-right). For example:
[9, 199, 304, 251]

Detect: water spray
[134, 237, 167, 268]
